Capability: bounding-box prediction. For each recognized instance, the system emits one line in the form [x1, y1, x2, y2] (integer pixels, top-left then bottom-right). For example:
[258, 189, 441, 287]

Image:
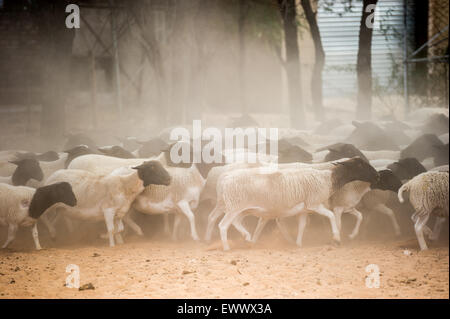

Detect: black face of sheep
[387, 158, 427, 181]
[333, 157, 379, 187]
[422, 113, 449, 136]
[29, 182, 77, 219]
[347, 121, 399, 151]
[137, 137, 168, 158]
[36, 151, 59, 162]
[64, 133, 97, 151]
[10, 159, 44, 186]
[433, 143, 449, 166]
[98, 145, 135, 159]
[115, 136, 141, 152]
[64, 145, 96, 168]
[400, 134, 444, 161]
[371, 169, 403, 192]
[132, 161, 171, 187]
[278, 145, 312, 163]
[319, 143, 369, 163]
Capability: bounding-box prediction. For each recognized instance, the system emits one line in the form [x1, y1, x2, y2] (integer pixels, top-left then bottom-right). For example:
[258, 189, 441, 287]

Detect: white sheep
[205, 159, 351, 243]
[252, 161, 401, 244]
[43, 161, 171, 247]
[132, 164, 205, 241]
[68, 153, 166, 172]
[213, 157, 379, 250]
[203, 162, 263, 241]
[398, 171, 449, 250]
[0, 182, 77, 250]
[68, 153, 203, 241]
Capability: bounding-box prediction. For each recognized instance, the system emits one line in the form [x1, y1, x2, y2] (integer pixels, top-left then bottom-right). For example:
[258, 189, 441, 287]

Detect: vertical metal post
[403, 0, 409, 116]
[110, 1, 123, 121]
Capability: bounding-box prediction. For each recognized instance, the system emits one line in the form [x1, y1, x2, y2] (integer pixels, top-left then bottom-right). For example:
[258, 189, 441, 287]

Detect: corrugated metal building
[317, 0, 415, 97]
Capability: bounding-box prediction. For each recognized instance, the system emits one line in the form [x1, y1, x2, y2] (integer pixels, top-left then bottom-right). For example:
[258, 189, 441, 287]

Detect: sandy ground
[0, 225, 448, 299]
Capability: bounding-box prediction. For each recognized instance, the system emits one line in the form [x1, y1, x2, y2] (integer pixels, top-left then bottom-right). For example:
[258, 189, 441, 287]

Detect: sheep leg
[414, 212, 430, 251]
[347, 208, 363, 240]
[123, 213, 144, 236]
[430, 217, 446, 241]
[232, 214, 252, 242]
[205, 206, 223, 242]
[296, 213, 308, 247]
[375, 204, 401, 236]
[103, 209, 116, 247]
[31, 223, 42, 250]
[172, 214, 182, 241]
[114, 219, 124, 245]
[64, 216, 75, 233]
[312, 204, 341, 244]
[251, 218, 268, 243]
[39, 214, 57, 240]
[276, 218, 295, 244]
[218, 210, 245, 251]
[333, 207, 344, 233]
[177, 200, 199, 241]
[2, 224, 18, 249]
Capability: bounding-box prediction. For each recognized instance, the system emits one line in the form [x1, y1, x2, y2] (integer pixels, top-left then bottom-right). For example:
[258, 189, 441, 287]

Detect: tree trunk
[278, 0, 305, 128]
[300, 0, 325, 121]
[357, 0, 378, 120]
[35, 1, 75, 148]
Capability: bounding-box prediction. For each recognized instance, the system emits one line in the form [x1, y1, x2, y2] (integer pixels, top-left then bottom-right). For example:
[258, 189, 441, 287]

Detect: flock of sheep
[0, 108, 449, 252]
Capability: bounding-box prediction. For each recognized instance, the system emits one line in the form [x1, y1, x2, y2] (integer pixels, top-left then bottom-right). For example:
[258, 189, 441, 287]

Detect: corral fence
[403, 0, 449, 111]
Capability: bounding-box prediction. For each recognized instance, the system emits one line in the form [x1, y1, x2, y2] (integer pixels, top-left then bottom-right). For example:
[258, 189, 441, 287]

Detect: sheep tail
[397, 181, 410, 203]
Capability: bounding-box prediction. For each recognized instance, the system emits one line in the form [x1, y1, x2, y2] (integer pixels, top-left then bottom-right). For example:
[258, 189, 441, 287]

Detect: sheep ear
[9, 160, 21, 166]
